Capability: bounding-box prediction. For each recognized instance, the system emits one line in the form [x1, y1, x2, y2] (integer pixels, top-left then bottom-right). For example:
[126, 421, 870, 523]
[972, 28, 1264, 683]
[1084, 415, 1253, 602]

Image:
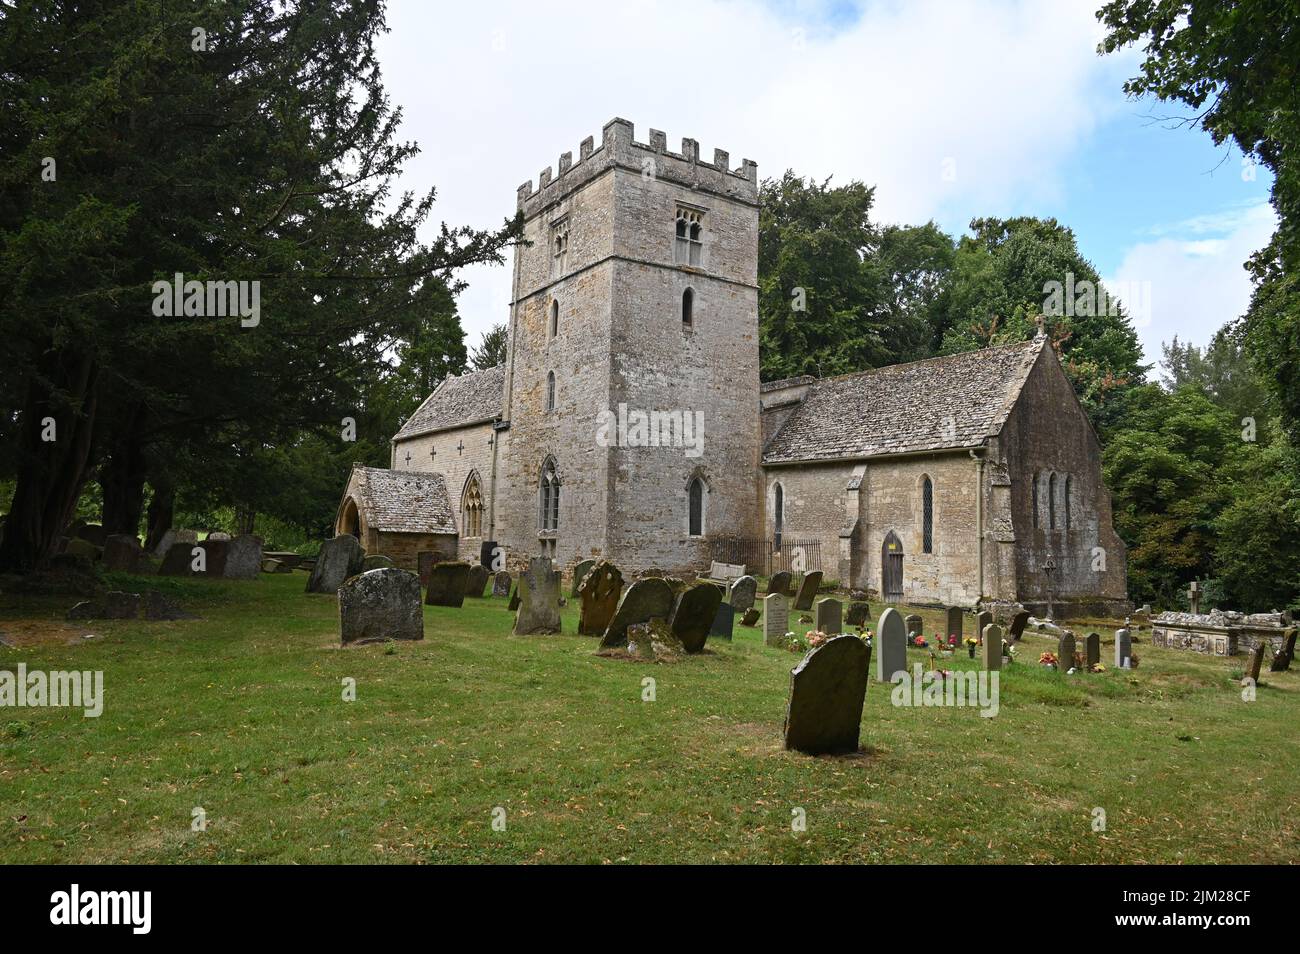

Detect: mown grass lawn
[1, 572, 1297, 864]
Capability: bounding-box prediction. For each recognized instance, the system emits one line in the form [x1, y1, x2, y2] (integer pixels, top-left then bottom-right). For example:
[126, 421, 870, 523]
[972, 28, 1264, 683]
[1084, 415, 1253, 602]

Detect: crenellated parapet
[516, 117, 758, 217]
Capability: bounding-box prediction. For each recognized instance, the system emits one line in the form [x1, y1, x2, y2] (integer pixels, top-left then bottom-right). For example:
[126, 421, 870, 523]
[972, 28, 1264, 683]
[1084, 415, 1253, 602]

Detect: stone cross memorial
[783, 635, 871, 756]
[875, 607, 907, 682]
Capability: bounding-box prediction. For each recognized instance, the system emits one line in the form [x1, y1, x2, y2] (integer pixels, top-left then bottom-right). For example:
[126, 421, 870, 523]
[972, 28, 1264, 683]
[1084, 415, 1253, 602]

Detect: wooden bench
[706, 561, 746, 584]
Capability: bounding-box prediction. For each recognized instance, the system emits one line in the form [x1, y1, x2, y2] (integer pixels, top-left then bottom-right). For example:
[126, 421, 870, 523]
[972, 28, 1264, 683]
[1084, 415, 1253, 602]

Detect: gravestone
[669, 582, 723, 653]
[1008, 610, 1031, 640]
[600, 577, 674, 648]
[571, 559, 596, 597]
[793, 571, 823, 611]
[153, 528, 196, 558]
[578, 561, 624, 635]
[1271, 630, 1297, 672]
[728, 575, 758, 613]
[875, 608, 907, 682]
[846, 601, 871, 627]
[464, 563, 490, 598]
[946, 607, 963, 642]
[417, 551, 438, 587]
[762, 593, 790, 647]
[338, 568, 423, 646]
[425, 561, 470, 607]
[904, 613, 923, 638]
[1246, 642, 1266, 683]
[741, 607, 760, 627]
[1058, 632, 1076, 669]
[1085, 633, 1101, 668]
[767, 571, 792, 597]
[262, 559, 283, 574]
[783, 635, 871, 756]
[207, 531, 231, 542]
[1188, 580, 1202, 614]
[306, 535, 365, 594]
[710, 602, 734, 641]
[74, 523, 107, 546]
[976, 610, 993, 634]
[158, 542, 199, 577]
[626, 618, 684, 661]
[1114, 626, 1132, 668]
[514, 556, 562, 635]
[479, 540, 499, 569]
[103, 534, 146, 573]
[981, 623, 1004, 671]
[361, 554, 394, 572]
[814, 597, 843, 636]
[223, 535, 263, 580]
[508, 582, 521, 611]
[197, 538, 228, 576]
[492, 570, 512, 598]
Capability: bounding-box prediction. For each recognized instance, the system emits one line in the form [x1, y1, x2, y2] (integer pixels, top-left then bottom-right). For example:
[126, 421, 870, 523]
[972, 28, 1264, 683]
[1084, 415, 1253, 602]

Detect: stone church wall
[392, 420, 497, 563]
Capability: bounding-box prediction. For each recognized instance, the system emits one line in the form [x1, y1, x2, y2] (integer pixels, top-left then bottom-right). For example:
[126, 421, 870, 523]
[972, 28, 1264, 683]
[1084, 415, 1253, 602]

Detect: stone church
[336, 117, 1130, 617]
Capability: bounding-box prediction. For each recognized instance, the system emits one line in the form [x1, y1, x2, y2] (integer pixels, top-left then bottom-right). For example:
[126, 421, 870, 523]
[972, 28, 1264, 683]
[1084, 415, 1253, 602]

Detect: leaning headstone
[1008, 610, 1031, 640]
[1058, 632, 1077, 669]
[306, 535, 365, 593]
[464, 563, 490, 598]
[1246, 642, 1266, 683]
[338, 568, 423, 646]
[571, 559, 596, 597]
[223, 534, 263, 580]
[846, 601, 871, 627]
[1271, 630, 1297, 672]
[814, 597, 843, 636]
[492, 570, 512, 598]
[158, 542, 199, 577]
[710, 602, 735, 641]
[262, 558, 283, 574]
[578, 561, 624, 635]
[507, 582, 521, 611]
[625, 618, 685, 661]
[361, 554, 394, 572]
[1085, 633, 1101, 668]
[762, 593, 790, 648]
[793, 571, 823, 611]
[513, 557, 562, 635]
[876, 608, 907, 682]
[982, 623, 1004, 671]
[425, 561, 470, 607]
[1114, 626, 1132, 669]
[601, 577, 675, 648]
[728, 575, 758, 613]
[741, 607, 760, 627]
[903, 613, 923, 638]
[946, 606, 963, 642]
[669, 582, 723, 653]
[767, 571, 792, 597]
[103, 534, 146, 573]
[783, 635, 871, 756]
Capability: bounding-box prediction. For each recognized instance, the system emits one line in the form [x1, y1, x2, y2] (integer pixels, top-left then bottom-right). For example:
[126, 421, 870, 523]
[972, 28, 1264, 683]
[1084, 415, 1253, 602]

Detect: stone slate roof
[349, 465, 457, 534]
[763, 338, 1045, 464]
[394, 365, 504, 440]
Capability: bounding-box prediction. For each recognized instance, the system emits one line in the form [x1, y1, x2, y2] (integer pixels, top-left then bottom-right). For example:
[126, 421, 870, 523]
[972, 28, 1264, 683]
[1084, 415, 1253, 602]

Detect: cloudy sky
[375, 0, 1275, 371]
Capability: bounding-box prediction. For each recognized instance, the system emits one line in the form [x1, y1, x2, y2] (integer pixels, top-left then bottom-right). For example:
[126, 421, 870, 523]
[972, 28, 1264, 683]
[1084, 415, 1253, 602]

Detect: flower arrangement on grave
[1008, 644, 1019, 658]
[806, 630, 829, 649]
[1089, 662, 1106, 674]
[964, 635, 978, 658]
[1039, 651, 1059, 669]
[948, 634, 959, 648]
[913, 634, 928, 648]
[1073, 652, 1086, 670]
[1129, 654, 1141, 669]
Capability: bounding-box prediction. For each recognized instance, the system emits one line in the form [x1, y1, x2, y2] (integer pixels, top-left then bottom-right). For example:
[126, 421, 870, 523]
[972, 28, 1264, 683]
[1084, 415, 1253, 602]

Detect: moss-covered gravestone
[513, 556, 562, 635]
[784, 635, 871, 755]
[600, 578, 674, 648]
[339, 568, 423, 646]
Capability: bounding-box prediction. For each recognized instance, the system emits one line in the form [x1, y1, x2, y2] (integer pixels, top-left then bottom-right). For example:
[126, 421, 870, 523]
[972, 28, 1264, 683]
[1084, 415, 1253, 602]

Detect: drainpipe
[969, 448, 985, 601]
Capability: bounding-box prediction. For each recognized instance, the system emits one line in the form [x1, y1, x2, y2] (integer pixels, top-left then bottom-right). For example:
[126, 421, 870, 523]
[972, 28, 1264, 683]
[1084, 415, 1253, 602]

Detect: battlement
[516, 117, 758, 216]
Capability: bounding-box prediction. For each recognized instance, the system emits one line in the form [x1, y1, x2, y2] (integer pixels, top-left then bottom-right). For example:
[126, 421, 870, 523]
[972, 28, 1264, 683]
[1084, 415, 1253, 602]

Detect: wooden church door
[882, 530, 904, 602]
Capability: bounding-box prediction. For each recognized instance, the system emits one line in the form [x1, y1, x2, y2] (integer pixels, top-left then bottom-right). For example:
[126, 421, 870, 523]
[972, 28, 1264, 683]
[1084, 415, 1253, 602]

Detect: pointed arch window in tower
[675, 207, 703, 266]
[539, 458, 560, 532]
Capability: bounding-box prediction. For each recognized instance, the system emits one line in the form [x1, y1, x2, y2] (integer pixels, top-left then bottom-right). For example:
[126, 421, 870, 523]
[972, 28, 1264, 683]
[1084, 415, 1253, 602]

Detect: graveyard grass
[2, 573, 1297, 864]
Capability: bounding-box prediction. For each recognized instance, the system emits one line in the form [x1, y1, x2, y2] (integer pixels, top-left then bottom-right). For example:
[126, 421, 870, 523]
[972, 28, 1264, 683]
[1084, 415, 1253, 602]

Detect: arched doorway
[882, 530, 904, 602]
[339, 497, 361, 539]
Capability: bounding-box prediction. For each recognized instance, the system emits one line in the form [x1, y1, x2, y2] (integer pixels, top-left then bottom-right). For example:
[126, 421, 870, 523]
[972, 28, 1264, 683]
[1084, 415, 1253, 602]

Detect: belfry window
[675, 208, 702, 266]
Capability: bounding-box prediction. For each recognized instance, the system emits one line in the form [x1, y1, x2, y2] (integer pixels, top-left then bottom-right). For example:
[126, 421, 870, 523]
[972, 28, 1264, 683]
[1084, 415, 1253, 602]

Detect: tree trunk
[100, 406, 149, 537]
[0, 349, 99, 573]
[145, 481, 175, 552]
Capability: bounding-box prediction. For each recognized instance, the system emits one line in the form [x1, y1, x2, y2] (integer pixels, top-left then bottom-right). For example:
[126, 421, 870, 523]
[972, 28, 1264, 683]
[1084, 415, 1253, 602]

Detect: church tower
[492, 118, 762, 573]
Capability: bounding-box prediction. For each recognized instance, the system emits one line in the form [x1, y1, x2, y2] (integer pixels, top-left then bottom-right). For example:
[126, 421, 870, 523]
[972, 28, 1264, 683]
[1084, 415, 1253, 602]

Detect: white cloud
[1104, 201, 1277, 367]
[377, 0, 1135, 351]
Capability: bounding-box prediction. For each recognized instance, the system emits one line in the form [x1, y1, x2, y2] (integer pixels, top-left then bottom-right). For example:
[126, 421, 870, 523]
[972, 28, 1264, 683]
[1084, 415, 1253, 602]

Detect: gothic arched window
[688, 476, 705, 537]
[774, 482, 784, 546]
[682, 287, 694, 329]
[546, 371, 556, 412]
[921, 475, 934, 554]
[462, 473, 484, 538]
[539, 458, 559, 531]
[1064, 475, 1072, 531]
